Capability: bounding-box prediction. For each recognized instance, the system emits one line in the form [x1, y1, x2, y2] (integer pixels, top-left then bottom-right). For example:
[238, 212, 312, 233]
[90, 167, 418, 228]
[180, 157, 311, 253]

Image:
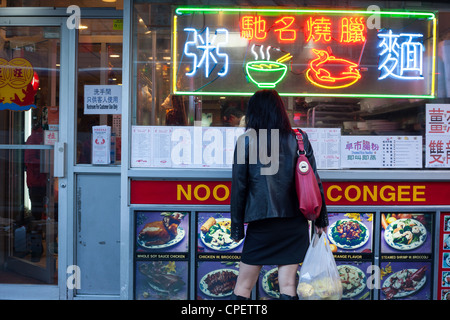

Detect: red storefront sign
[131, 180, 232, 205]
[130, 180, 450, 206]
[323, 182, 449, 206]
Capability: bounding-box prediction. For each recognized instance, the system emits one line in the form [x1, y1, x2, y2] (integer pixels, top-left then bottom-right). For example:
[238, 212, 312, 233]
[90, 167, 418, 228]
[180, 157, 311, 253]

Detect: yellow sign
[0, 58, 38, 111]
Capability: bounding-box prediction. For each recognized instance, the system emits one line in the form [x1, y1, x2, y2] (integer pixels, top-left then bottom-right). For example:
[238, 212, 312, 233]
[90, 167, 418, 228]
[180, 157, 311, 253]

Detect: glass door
[0, 25, 60, 285]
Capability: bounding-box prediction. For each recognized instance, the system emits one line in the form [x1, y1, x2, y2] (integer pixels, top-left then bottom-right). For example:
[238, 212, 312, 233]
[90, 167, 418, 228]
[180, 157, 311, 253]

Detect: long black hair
[245, 89, 292, 135]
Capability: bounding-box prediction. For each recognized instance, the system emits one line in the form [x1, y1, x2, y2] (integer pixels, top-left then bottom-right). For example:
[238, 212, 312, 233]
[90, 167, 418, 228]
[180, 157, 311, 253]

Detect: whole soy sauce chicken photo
[138, 212, 185, 247]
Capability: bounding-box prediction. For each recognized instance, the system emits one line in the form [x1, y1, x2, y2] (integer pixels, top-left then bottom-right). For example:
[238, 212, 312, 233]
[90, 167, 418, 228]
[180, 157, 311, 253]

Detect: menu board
[326, 212, 374, 300]
[132, 125, 343, 169]
[341, 136, 422, 168]
[134, 211, 190, 300]
[438, 213, 450, 300]
[196, 212, 244, 300]
[301, 127, 341, 169]
[425, 104, 450, 168]
[131, 126, 244, 168]
[132, 209, 441, 300]
[379, 213, 433, 300]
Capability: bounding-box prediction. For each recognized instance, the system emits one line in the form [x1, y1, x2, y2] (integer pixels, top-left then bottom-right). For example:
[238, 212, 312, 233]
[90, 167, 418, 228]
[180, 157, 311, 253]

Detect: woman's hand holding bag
[297, 233, 343, 300]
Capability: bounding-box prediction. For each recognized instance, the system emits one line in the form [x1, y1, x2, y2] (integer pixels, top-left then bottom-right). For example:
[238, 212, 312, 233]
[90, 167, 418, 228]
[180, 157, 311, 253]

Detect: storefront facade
[1, 0, 450, 300]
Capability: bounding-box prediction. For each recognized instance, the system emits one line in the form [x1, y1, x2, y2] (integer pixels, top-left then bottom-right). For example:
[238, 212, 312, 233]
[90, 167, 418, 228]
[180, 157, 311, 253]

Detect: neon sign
[305, 49, 361, 89]
[274, 17, 297, 42]
[174, 8, 436, 99]
[241, 16, 267, 40]
[305, 17, 332, 42]
[340, 17, 366, 44]
[183, 27, 229, 78]
[378, 30, 424, 80]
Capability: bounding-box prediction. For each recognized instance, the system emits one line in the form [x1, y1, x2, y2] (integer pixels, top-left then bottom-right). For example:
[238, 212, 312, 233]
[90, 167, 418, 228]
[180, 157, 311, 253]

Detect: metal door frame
[0, 9, 74, 300]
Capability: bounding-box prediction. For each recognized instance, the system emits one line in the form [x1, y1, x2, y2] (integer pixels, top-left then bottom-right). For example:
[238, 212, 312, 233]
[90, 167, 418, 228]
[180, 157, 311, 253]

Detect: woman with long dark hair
[230, 89, 328, 300]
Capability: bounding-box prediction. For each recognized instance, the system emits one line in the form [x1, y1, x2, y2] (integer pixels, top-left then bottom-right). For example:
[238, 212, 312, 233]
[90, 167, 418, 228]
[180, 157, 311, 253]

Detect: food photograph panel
[441, 289, 450, 300]
[379, 261, 432, 300]
[443, 234, 450, 251]
[196, 261, 239, 300]
[136, 211, 189, 253]
[197, 212, 245, 253]
[443, 271, 450, 288]
[381, 213, 433, 254]
[257, 265, 301, 300]
[444, 215, 450, 232]
[326, 213, 373, 253]
[135, 261, 189, 300]
[336, 261, 373, 300]
[443, 252, 450, 269]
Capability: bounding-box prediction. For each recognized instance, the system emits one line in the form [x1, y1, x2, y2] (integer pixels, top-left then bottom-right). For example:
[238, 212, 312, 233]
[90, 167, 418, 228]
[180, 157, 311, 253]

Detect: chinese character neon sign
[377, 29, 424, 80]
[174, 7, 436, 99]
[340, 17, 366, 44]
[241, 16, 267, 40]
[183, 27, 229, 78]
[274, 17, 297, 42]
[305, 17, 332, 42]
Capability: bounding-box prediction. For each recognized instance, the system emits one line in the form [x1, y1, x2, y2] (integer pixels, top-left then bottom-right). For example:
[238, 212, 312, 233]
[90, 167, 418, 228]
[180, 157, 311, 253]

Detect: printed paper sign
[341, 136, 421, 168]
[302, 127, 341, 169]
[84, 85, 122, 115]
[425, 104, 450, 167]
[92, 125, 111, 164]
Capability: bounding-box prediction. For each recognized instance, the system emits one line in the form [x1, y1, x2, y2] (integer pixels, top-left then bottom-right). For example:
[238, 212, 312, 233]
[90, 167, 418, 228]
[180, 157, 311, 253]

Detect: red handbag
[294, 129, 322, 220]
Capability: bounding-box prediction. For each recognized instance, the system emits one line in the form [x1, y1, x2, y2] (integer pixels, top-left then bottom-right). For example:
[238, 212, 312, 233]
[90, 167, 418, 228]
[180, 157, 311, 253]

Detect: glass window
[132, 1, 450, 170]
[0, 26, 59, 285]
[76, 18, 123, 164]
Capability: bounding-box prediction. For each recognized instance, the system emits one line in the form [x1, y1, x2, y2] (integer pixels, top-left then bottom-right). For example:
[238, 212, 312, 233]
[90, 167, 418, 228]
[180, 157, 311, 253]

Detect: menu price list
[379, 213, 434, 300]
[438, 214, 450, 300]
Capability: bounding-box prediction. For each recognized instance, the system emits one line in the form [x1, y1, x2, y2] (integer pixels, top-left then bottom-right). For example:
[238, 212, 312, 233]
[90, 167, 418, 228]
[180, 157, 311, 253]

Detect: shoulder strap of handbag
[294, 129, 305, 154]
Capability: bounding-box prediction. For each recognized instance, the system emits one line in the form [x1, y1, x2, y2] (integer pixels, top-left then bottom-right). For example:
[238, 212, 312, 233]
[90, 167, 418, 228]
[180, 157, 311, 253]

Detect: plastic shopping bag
[297, 233, 343, 300]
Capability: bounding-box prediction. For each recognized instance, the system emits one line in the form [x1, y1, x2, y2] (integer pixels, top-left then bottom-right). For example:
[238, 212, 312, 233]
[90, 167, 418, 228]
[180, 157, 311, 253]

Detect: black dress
[241, 215, 310, 265]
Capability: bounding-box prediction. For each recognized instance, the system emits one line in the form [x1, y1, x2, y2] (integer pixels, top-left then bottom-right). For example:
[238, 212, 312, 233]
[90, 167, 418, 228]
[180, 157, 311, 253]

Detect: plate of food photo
[200, 217, 243, 251]
[328, 219, 369, 250]
[381, 267, 427, 300]
[262, 267, 300, 298]
[137, 212, 185, 250]
[337, 265, 366, 299]
[199, 268, 238, 298]
[384, 218, 427, 251]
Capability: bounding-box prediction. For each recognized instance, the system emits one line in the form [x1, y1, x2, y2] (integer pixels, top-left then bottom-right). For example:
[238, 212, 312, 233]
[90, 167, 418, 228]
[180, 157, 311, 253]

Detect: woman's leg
[233, 262, 262, 298]
[278, 264, 299, 297]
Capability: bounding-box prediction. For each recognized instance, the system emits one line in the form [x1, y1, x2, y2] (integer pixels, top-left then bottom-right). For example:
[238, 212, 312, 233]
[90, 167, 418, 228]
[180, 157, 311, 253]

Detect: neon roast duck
[305, 49, 361, 89]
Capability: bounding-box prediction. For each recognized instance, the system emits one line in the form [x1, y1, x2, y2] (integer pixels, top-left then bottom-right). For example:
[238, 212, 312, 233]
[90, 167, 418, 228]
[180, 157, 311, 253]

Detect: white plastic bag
[297, 233, 343, 300]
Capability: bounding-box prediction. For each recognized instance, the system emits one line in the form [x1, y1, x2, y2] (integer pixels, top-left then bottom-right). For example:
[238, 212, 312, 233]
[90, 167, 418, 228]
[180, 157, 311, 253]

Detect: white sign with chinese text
[84, 85, 122, 115]
[341, 135, 422, 168]
[425, 104, 450, 167]
[44, 130, 58, 146]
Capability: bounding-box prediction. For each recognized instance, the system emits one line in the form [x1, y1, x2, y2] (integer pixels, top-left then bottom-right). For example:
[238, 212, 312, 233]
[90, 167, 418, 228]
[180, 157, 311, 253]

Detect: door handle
[54, 142, 65, 178]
